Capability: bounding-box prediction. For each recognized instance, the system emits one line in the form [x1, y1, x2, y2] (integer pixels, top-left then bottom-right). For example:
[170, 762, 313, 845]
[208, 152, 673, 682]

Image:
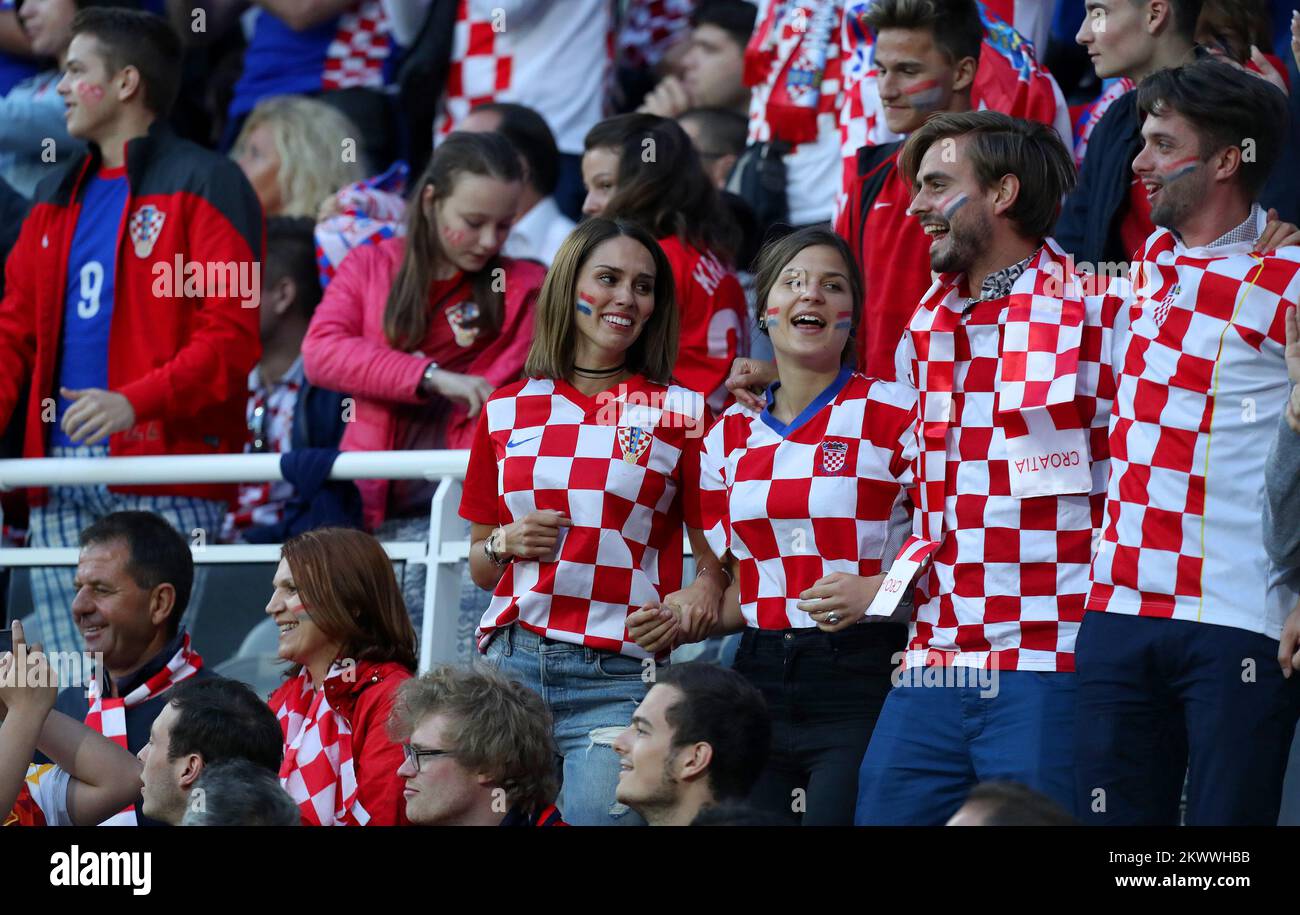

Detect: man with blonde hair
[390, 664, 564, 827]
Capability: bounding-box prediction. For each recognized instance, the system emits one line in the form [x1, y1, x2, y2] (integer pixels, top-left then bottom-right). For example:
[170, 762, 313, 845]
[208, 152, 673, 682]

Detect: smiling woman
[459, 217, 729, 826]
[265, 527, 417, 826]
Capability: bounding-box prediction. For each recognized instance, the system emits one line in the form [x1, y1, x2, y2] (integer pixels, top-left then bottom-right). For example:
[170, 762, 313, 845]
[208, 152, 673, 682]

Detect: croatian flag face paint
[576, 294, 596, 316]
[834, 309, 853, 331]
[904, 78, 946, 113]
[941, 193, 969, 222]
[1159, 156, 1201, 185]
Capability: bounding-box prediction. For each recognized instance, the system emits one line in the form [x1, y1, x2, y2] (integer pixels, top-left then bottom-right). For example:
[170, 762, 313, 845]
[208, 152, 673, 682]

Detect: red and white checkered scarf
[85, 634, 203, 825]
[905, 239, 1090, 548]
[274, 662, 368, 827]
[745, 0, 843, 145]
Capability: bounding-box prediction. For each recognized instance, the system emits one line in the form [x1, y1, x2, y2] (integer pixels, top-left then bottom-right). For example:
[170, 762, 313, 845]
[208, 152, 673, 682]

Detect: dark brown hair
[524, 217, 678, 384]
[863, 0, 984, 64]
[1136, 58, 1286, 198]
[383, 131, 522, 351]
[585, 113, 739, 264]
[70, 7, 182, 116]
[280, 527, 417, 675]
[751, 226, 863, 367]
[389, 664, 559, 814]
[900, 110, 1077, 240]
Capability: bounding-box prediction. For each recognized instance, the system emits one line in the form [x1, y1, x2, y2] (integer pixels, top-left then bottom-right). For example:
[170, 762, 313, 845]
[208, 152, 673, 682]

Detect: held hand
[628, 602, 681, 655]
[1250, 46, 1288, 95]
[1279, 597, 1300, 678]
[638, 75, 693, 118]
[1255, 209, 1300, 254]
[663, 577, 722, 643]
[725, 358, 778, 412]
[795, 572, 886, 633]
[498, 510, 572, 560]
[1292, 10, 1300, 75]
[59, 387, 136, 445]
[423, 369, 495, 417]
[0, 621, 57, 717]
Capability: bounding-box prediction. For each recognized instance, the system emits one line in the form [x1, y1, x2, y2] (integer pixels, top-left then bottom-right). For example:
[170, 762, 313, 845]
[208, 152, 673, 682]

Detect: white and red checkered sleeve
[698, 409, 732, 561]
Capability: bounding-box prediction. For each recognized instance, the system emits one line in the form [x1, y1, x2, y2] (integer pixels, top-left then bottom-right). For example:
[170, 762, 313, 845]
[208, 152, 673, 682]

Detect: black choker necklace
[573, 363, 626, 378]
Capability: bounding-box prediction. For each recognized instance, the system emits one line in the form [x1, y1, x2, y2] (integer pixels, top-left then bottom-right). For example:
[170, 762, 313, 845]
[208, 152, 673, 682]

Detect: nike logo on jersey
[507, 435, 540, 448]
[872, 201, 892, 210]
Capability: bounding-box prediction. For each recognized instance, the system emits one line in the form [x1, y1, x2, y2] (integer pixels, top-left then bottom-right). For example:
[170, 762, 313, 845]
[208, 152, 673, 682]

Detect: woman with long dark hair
[303, 132, 546, 636]
[460, 217, 729, 826]
[581, 114, 748, 410]
[266, 527, 418, 826]
[631, 227, 916, 825]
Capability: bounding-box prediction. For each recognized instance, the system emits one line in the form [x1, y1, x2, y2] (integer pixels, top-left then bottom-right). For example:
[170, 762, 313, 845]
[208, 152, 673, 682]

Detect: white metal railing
[0, 451, 471, 672]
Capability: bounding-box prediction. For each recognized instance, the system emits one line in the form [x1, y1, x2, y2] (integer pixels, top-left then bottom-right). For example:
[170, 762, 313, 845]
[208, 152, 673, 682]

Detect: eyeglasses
[401, 743, 454, 772]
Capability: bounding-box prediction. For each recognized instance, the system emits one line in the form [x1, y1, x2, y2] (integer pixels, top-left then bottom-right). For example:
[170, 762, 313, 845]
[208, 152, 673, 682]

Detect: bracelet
[695, 563, 732, 588]
[483, 528, 511, 567]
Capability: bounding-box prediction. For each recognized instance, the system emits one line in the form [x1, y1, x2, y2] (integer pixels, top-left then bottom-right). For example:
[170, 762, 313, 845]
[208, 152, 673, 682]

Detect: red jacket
[0, 121, 263, 504]
[302, 237, 544, 529]
[268, 658, 414, 827]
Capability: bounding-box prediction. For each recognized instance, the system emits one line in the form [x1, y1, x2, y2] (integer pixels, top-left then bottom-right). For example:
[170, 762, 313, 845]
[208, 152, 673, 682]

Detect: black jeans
[733, 622, 905, 825]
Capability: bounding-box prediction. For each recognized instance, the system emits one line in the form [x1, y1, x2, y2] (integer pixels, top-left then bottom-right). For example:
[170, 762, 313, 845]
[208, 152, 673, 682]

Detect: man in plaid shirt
[854, 111, 1117, 825]
[1078, 60, 1300, 826]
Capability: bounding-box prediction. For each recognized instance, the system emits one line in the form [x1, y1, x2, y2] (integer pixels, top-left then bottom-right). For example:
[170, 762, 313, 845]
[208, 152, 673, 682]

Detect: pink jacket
[302, 237, 544, 530]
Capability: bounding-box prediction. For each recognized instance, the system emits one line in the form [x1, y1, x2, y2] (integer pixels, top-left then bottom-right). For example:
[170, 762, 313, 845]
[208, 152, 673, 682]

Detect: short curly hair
[389, 665, 559, 814]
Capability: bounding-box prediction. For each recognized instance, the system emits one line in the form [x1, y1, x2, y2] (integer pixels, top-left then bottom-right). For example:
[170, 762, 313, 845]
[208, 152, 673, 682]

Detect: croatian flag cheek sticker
[576, 294, 596, 316]
[76, 82, 104, 104]
[441, 225, 467, 248]
[835, 309, 853, 331]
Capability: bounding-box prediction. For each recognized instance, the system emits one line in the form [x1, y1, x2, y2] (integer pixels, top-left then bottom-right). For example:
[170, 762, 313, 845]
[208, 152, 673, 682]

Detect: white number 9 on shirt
[77, 261, 104, 319]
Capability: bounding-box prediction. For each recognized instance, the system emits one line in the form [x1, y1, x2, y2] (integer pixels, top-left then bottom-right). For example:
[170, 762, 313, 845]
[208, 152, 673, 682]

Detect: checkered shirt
[226, 359, 304, 538]
[435, 0, 614, 153]
[321, 0, 391, 92]
[836, 0, 1069, 220]
[461, 376, 707, 657]
[700, 370, 917, 629]
[895, 242, 1119, 671]
[618, 0, 694, 70]
[1088, 212, 1300, 639]
[274, 662, 369, 827]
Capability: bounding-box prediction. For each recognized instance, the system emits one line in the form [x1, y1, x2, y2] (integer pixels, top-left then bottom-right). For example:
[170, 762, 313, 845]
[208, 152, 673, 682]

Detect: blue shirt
[51, 166, 129, 449]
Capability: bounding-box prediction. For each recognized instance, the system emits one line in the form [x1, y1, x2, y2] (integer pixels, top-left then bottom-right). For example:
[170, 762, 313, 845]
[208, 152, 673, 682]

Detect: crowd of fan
[1, 0, 1300, 828]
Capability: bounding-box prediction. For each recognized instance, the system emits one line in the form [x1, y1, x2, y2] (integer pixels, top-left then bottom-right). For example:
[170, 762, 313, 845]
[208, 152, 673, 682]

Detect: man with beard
[1079, 59, 1300, 826]
[853, 111, 1119, 825]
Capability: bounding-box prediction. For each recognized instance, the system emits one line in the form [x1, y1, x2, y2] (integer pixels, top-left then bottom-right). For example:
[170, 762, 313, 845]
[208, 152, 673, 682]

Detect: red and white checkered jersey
[618, 0, 694, 70]
[1088, 218, 1300, 638]
[461, 375, 707, 657]
[837, 0, 1069, 220]
[322, 0, 391, 91]
[700, 369, 916, 629]
[896, 246, 1119, 672]
[435, 0, 615, 154]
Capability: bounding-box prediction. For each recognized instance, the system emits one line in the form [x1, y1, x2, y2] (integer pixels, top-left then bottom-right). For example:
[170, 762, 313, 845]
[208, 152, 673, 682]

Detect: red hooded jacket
[0, 121, 263, 504]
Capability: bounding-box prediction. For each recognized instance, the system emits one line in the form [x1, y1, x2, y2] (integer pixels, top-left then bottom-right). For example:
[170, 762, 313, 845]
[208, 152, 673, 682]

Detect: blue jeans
[855, 670, 1078, 825]
[1074, 611, 1300, 825]
[484, 624, 650, 826]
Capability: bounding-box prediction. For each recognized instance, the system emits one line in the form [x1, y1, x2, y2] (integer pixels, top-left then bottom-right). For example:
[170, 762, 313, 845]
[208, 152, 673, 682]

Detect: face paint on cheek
[941, 193, 969, 222]
[576, 294, 595, 316]
[903, 79, 945, 112]
[834, 309, 853, 330]
[76, 82, 104, 105]
[441, 225, 467, 248]
[1158, 156, 1201, 184]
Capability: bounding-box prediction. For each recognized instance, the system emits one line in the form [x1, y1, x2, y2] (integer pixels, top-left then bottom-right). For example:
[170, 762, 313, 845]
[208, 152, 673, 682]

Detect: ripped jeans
[484, 624, 650, 826]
